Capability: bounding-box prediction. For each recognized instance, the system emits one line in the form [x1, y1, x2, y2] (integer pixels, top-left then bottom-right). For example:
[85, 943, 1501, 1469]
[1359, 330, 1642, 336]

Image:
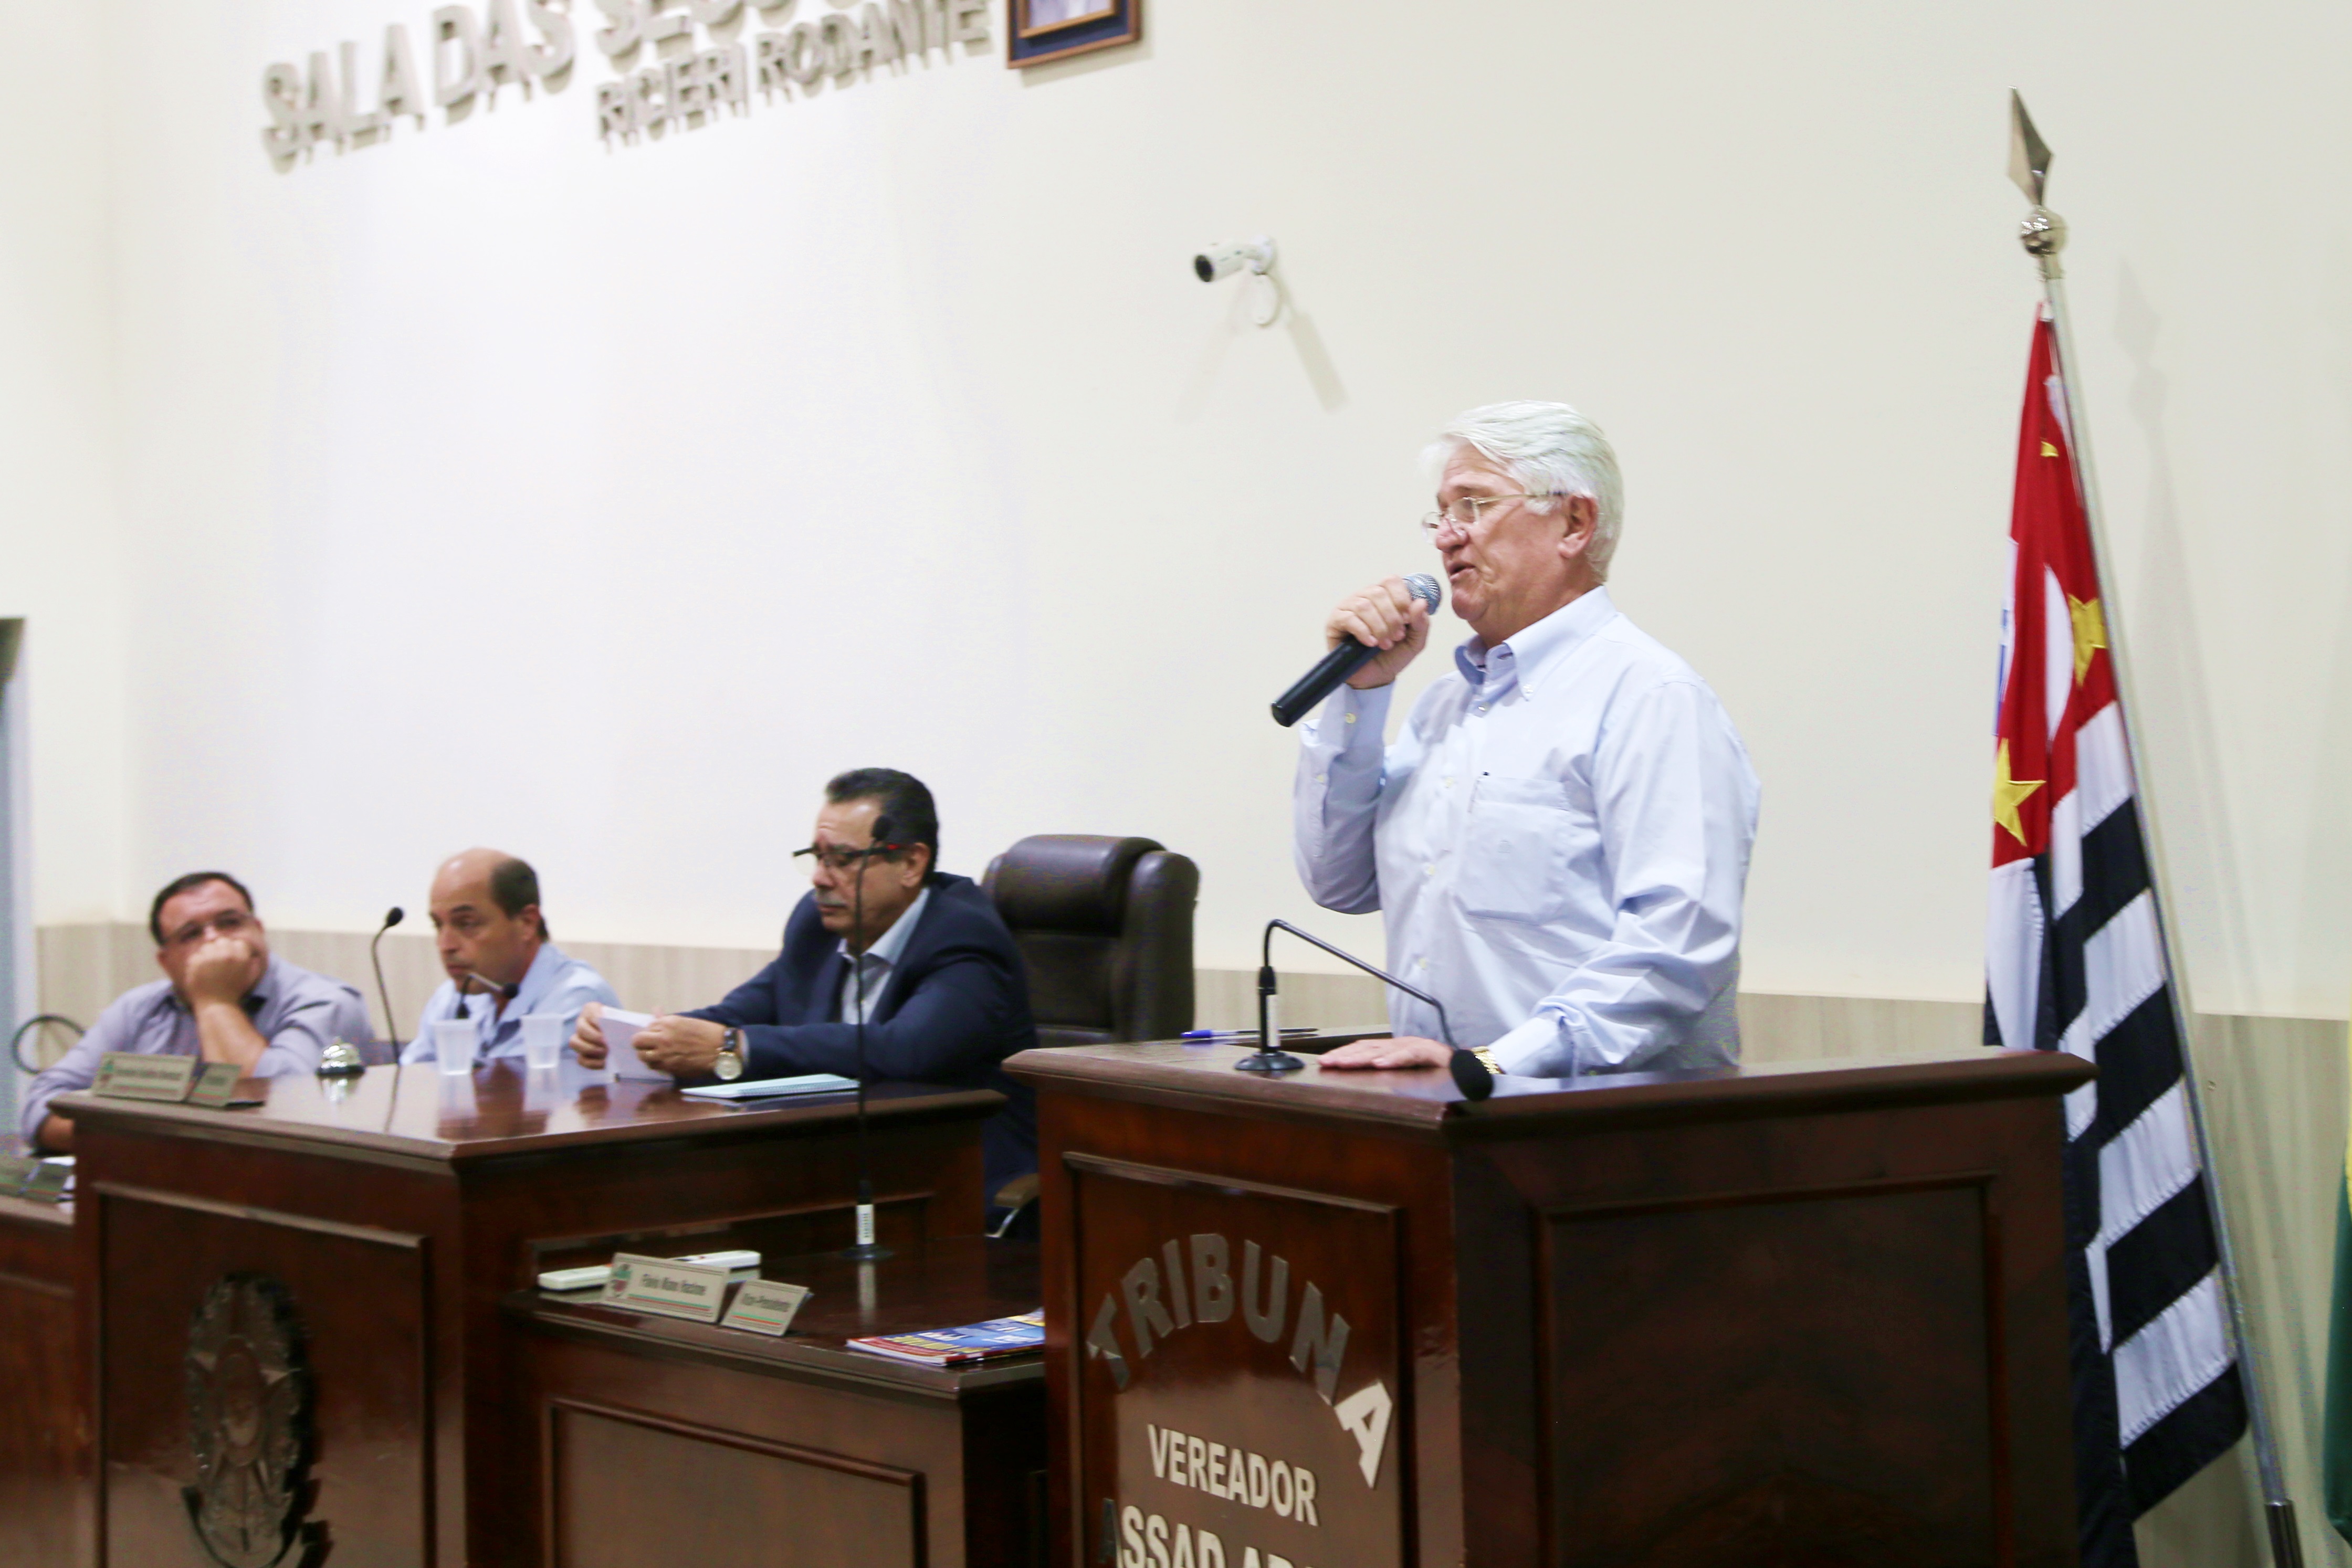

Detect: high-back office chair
[981, 834, 1198, 1050]
[981, 835, 1198, 1236]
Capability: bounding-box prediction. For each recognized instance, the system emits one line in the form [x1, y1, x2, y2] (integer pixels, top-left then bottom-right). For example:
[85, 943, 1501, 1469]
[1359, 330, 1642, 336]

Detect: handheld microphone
[1270, 573, 1442, 728]
[842, 814, 896, 1261]
[370, 908, 405, 1063]
[1245, 919, 1494, 1100]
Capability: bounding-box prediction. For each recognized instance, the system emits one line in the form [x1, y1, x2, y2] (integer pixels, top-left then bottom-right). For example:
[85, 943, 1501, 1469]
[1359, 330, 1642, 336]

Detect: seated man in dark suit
[570, 767, 1037, 1213]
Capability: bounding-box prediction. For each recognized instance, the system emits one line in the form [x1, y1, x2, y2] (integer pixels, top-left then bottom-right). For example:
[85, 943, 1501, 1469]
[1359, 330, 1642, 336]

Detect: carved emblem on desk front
[183, 1274, 328, 1568]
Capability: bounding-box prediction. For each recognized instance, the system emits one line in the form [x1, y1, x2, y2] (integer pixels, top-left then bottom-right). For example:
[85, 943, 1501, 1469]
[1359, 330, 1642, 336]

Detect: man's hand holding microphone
[1328, 576, 1431, 688]
[1268, 571, 1441, 726]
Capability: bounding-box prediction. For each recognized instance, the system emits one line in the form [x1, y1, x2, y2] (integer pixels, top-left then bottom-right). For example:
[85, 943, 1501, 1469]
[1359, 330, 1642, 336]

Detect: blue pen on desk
[1180, 1028, 1315, 1040]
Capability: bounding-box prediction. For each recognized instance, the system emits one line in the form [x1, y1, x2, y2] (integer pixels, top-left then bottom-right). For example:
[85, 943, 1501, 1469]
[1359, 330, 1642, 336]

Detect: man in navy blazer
[571, 768, 1037, 1209]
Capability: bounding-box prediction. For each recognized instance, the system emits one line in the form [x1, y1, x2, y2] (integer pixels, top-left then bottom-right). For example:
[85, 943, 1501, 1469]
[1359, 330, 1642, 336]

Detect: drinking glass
[521, 1013, 565, 1072]
[432, 1018, 478, 1076]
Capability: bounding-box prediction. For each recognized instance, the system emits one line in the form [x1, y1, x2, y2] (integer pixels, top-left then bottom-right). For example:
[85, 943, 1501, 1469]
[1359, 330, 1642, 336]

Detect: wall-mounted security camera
[1193, 237, 1277, 283]
[1193, 236, 1280, 327]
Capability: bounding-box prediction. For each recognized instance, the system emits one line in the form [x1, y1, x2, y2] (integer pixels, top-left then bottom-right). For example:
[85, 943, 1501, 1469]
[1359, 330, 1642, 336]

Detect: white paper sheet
[596, 1008, 675, 1082]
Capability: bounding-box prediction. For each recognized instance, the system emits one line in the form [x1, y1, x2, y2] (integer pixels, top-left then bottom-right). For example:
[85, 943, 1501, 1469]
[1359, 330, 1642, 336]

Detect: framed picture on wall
[1006, 0, 1140, 68]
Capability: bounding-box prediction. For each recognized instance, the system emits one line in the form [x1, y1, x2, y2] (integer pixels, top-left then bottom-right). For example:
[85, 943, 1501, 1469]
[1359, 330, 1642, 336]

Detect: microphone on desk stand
[370, 907, 406, 1064]
[1244, 919, 1494, 1101]
[370, 907, 416, 1133]
[841, 814, 898, 1262]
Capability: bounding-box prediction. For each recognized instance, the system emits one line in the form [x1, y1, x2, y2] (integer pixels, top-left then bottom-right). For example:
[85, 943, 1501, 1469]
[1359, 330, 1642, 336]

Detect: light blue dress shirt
[18, 955, 371, 1146]
[398, 941, 620, 1065]
[834, 887, 932, 1024]
[1293, 586, 1760, 1078]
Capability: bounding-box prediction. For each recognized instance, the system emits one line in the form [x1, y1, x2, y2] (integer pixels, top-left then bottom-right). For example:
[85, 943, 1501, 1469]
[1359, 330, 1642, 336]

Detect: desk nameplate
[719, 1279, 811, 1337]
[91, 1055, 245, 1109]
[185, 1062, 244, 1109]
[0, 1154, 67, 1202]
[606, 1253, 731, 1324]
[93, 1054, 201, 1101]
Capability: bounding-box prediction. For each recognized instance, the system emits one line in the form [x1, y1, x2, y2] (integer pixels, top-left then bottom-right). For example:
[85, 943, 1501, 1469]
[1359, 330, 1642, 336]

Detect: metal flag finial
[2009, 90, 2051, 205]
[2009, 91, 2065, 276]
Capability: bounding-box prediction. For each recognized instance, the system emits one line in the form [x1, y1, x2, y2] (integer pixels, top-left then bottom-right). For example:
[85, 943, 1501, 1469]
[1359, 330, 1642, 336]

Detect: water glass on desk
[432, 1019, 478, 1076]
[521, 1013, 565, 1072]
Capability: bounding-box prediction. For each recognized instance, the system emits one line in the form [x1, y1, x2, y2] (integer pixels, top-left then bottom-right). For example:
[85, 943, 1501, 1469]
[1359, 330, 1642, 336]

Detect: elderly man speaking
[1297, 401, 1759, 1080]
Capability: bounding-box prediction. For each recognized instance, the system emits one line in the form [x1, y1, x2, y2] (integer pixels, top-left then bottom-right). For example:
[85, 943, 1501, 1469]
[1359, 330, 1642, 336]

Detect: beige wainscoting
[22, 923, 2346, 1565]
[28, 924, 779, 1051]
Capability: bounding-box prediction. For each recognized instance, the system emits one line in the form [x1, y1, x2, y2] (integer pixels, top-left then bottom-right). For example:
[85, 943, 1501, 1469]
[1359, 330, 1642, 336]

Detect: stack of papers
[848, 1310, 1045, 1366]
[680, 1073, 858, 1102]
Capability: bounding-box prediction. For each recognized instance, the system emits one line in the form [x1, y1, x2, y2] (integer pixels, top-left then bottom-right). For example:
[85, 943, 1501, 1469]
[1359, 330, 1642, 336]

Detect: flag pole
[2007, 90, 2302, 1567]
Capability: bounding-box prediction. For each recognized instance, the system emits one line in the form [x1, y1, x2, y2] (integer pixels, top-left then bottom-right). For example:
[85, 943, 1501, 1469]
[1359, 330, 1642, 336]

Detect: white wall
[0, 2, 127, 933]
[33, 0, 2352, 1020]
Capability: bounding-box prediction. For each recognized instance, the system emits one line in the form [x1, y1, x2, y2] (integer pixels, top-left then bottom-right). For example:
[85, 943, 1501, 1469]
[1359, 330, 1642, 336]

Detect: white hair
[1427, 401, 1625, 579]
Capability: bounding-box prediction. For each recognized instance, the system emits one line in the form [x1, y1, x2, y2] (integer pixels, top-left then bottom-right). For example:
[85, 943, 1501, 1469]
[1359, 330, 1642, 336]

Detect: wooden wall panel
[548, 1402, 921, 1568]
[0, 1204, 82, 1567]
[1540, 1183, 1996, 1567]
[92, 1187, 430, 1568]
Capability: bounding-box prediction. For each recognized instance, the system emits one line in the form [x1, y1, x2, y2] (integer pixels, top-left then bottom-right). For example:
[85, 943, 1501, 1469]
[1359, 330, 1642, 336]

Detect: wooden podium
[1007, 1041, 2094, 1568]
[59, 1059, 999, 1568]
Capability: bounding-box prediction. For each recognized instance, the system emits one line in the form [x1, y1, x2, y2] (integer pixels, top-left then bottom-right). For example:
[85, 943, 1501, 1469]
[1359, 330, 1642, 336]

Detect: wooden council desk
[513, 1235, 1046, 1568]
[58, 1059, 999, 1568]
[0, 1187, 81, 1566]
[1009, 1041, 2095, 1568]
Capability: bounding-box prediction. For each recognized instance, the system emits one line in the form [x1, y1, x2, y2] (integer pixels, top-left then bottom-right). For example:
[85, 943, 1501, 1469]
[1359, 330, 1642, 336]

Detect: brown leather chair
[981, 835, 1198, 1050]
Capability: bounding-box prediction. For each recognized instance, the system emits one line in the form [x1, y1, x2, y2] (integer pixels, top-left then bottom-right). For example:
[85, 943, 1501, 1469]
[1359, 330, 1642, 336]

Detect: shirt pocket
[1457, 773, 1576, 923]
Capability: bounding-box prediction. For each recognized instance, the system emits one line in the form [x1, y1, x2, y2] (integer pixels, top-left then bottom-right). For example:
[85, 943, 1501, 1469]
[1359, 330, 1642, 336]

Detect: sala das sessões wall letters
[259, 0, 990, 166]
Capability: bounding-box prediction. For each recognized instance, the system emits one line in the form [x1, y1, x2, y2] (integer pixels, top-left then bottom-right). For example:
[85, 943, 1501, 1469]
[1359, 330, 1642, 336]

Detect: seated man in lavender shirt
[18, 871, 372, 1153]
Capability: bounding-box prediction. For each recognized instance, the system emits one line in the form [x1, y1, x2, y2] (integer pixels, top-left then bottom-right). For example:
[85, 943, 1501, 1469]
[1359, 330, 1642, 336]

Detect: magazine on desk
[848, 1309, 1045, 1365]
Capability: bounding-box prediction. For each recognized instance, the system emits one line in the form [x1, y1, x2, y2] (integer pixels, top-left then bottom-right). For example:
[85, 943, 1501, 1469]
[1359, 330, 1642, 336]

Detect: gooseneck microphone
[1244, 919, 1494, 1101]
[454, 970, 521, 1017]
[371, 907, 409, 1131]
[1270, 573, 1442, 727]
[370, 908, 405, 1062]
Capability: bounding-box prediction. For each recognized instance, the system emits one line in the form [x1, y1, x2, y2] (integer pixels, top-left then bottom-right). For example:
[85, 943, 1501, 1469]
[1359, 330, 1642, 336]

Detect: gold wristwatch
[714, 1028, 746, 1081]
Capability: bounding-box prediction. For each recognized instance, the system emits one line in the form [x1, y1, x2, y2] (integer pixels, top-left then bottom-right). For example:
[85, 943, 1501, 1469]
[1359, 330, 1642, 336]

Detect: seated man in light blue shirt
[398, 849, 617, 1066]
[20, 871, 372, 1152]
[1296, 401, 1760, 1080]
